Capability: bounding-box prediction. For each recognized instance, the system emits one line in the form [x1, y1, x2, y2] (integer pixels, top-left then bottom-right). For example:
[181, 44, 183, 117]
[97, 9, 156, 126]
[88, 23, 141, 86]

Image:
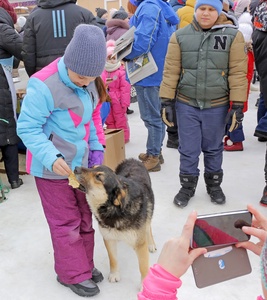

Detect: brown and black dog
[74, 158, 156, 284]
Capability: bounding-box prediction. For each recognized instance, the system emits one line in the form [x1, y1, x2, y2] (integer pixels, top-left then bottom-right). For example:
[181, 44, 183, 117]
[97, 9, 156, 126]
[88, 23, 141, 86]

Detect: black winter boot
[260, 185, 267, 206]
[166, 135, 179, 149]
[173, 175, 198, 208]
[204, 172, 226, 204]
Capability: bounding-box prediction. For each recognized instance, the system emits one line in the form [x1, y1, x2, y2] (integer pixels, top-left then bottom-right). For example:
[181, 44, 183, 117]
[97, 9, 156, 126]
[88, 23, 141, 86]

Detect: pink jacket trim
[26, 151, 33, 174]
[31, 58, 59, 81]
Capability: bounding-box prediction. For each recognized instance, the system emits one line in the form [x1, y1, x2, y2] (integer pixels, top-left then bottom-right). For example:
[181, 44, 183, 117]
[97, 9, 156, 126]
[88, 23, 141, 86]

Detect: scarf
[105, 61, 121, 72]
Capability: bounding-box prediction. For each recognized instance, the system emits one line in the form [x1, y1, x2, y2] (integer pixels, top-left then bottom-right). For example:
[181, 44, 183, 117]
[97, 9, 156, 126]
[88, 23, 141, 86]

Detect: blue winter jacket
[126, 0, 179, 86]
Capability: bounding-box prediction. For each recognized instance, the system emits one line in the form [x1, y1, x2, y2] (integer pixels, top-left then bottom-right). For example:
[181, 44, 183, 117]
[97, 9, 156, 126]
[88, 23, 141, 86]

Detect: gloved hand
[225, 105, 244, 132]
[88, 150, 104, 168]
[161, 99, 175, 127]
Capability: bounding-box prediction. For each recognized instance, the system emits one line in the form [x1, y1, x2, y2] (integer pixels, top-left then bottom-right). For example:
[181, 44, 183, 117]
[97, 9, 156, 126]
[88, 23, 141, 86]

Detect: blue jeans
[135, 86, 165, 155]
[176, 102, 228, 176]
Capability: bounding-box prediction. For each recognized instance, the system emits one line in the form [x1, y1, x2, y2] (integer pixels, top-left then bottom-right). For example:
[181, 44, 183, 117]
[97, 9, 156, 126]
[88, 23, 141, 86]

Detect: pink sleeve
[138, 264, 182, 300]
[92, 101, 105, 146]
[257, 296, 265, 300]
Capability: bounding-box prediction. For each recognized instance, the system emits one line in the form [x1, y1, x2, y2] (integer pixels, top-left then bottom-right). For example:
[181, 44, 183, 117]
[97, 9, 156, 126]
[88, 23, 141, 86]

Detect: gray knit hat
[112, 10, 128, 20]
[95, 7, 107, 18]
[64, 24, 106, 77]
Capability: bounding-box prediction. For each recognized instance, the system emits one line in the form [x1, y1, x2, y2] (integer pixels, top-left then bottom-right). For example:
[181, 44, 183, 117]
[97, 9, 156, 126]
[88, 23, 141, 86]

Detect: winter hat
[64, 24, 107, 77]
[95, 7, 107, 18]
[106, 40, 116, 57]
[109, 8, 118, 18]
[0, 0, 17, 24]
[112, 10, 128, 20]
[195, 0, 223, 15]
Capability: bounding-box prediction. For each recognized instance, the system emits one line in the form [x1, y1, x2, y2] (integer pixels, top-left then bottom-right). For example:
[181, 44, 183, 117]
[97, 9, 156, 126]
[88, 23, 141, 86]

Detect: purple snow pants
[35, 177, 95, 284]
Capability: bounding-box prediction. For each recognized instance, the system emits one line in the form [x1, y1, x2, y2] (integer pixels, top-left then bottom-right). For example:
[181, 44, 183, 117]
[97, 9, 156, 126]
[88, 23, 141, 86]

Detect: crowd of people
[1, 0, 267, 298]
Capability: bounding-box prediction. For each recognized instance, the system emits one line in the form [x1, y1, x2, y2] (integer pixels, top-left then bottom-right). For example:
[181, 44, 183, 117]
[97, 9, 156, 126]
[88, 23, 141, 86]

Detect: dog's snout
[74, 166, 82, 175]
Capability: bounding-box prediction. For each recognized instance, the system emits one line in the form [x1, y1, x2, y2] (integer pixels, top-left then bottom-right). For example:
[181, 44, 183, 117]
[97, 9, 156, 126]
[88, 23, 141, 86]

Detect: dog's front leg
[103, 239, 120, 283]
[135, 241, 150, 284]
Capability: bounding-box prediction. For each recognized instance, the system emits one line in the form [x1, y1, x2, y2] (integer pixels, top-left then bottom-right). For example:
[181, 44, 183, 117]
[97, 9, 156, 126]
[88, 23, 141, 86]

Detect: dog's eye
[95, 173, 102, 182]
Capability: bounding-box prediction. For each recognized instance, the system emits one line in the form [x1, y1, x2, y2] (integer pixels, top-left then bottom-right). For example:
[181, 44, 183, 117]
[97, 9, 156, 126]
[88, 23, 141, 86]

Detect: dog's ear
[113, 181, 128, 206]
[113, 188, 126, 206]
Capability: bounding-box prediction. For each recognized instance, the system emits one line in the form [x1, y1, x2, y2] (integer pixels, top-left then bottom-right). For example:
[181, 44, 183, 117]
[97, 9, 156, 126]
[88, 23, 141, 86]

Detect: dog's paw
[108, 272, 121, 283]
[148, 244, 157, 253]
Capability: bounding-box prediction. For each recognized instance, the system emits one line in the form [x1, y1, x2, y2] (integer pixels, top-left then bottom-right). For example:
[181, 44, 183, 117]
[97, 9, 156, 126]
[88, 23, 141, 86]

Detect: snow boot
[204, 172, 226, 204]
[138, 152, 164, 164]
[173, 175, 198, 208]
[224, 141, 243, 151]
[142, 155, 161, 172]
[260, 185, 267, 206]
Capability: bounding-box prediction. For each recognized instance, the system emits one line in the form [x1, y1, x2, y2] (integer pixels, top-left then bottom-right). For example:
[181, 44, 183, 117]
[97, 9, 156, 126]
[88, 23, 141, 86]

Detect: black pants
[0, 144, 19, 183]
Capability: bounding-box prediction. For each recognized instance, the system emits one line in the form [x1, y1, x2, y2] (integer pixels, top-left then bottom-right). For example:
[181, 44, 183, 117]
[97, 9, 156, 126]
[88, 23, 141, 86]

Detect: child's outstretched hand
[157, 211, 207, 278]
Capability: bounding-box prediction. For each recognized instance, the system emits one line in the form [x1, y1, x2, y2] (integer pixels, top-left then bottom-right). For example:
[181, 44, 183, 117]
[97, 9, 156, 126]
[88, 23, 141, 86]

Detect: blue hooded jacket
[126, 0, 179, 86]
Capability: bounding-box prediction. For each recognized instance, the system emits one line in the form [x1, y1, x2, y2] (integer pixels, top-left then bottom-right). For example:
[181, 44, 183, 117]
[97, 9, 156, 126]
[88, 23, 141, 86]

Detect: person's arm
[159, 32, 181, 100]
[138, 264, 182, 300]
[228, 31, 248, 105]
[2, 23, 23, 61]
[91, 101, 105, 148]
[236, 205, 267, 255]
[138, 211, 207, 300]
[21, 17, 37, 77]
[236, 204, 267, 300]
[87, 80, 106, 150]
[125, 6, 160, 60]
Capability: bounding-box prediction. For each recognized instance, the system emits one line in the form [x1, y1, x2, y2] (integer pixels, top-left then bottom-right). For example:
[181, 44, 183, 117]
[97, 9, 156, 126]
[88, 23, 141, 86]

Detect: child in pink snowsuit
[101, 40, 131, 143]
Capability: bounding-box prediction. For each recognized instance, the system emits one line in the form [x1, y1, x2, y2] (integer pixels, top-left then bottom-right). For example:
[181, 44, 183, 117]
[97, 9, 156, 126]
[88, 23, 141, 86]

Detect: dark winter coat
[22, 0, 97, 77]
[95, 16, 106, 29]
[0, 8, 22, 146]
[252, 29, 267, 107]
